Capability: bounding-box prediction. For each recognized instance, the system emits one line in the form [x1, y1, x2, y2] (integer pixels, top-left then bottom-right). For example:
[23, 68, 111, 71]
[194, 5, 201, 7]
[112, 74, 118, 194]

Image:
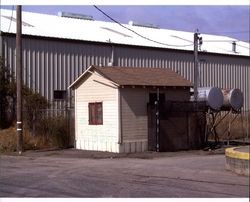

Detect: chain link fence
[25, 107, 249, 149]
[215, 110, 250, 143]
[24, 107, 75, 148]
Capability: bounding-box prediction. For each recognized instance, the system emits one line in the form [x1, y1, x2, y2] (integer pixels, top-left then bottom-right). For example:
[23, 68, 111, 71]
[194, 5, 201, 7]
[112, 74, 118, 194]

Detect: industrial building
[0, 9, 249, 111]
[70, 65, 203, 152]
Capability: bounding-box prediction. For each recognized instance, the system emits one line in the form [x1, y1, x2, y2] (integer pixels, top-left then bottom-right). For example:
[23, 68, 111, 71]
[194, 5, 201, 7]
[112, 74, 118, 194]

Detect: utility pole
[193, 30, 201, 102]
[16, 5, 23, 154]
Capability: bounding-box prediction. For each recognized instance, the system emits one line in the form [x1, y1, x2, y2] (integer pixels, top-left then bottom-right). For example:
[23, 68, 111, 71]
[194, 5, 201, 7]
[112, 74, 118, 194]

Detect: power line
[93, 5, 193, 48]
[7, 5, 14, 32]
[203, 40, 239, 42]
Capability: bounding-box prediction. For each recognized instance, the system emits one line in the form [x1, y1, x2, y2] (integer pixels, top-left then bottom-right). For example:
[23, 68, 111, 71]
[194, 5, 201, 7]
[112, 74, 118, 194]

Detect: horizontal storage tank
[194, 87, 224, 110]
[222, 89, 244, 111]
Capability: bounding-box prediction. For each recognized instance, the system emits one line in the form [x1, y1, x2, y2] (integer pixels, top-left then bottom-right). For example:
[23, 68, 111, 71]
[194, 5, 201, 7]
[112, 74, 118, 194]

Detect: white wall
[75, 71, 119, 152]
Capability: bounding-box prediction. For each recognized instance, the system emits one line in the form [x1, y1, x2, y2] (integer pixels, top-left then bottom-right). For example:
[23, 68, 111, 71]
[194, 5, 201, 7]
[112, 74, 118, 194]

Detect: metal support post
[156, 88, 160, 152]
[193, 31, 199, 102]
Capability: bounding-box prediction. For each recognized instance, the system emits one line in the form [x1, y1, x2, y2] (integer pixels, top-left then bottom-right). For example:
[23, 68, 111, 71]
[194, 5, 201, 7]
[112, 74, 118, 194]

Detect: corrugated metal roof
[0, 9, 249, 56]
[69, 65, 193, 89]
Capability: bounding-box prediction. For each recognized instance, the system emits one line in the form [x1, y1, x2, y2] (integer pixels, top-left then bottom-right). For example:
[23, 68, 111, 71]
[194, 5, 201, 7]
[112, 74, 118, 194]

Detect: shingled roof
[69, 65, 193, 89]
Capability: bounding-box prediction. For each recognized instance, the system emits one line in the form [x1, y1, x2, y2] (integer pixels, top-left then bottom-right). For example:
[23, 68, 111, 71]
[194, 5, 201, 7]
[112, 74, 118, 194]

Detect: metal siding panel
[1, 36, 249, 110]
[246, 66, 249, 111]
[36, 51, 40, 93]
[22, 48, 27, 86]
[49, 49, 54, 101]
[199, 62, 203, 87]
[45, 46, 49, 99]
[230, 64, 233, 88]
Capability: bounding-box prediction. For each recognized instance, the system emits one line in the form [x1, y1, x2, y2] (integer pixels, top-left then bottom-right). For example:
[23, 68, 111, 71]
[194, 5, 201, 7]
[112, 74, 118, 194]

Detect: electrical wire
[203, 40, 239, 42]
[93, 5, 194, 48]
[7, 5, 14, 32]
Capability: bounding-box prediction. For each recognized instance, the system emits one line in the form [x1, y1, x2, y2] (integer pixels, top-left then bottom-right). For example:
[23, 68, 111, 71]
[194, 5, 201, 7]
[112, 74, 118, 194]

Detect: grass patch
[0, 126, 54, 153]
[0, 115, 71, 153]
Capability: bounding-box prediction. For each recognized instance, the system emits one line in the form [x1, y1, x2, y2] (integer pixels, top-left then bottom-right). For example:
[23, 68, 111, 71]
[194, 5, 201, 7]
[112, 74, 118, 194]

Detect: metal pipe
[194, 31, 199, 102]
[111, 45, 114, 66]
[156, 88, 160, 152]
[118, 88, 122, 145]
[247, 111, 249, 140]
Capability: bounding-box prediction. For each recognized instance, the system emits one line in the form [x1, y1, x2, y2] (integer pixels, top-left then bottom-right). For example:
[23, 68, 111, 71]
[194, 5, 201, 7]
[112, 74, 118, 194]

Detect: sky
[1, 5, 249, 42]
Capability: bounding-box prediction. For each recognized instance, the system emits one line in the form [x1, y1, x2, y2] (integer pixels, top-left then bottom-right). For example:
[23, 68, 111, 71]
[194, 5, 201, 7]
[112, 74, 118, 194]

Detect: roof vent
[232, 41, 237, 52]
[58, 11, 94, 21]
[128, 21, 159, 29]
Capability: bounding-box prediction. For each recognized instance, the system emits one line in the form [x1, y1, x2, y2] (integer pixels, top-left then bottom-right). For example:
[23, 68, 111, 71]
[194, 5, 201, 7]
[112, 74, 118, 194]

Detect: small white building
[69, 65, 192, 153]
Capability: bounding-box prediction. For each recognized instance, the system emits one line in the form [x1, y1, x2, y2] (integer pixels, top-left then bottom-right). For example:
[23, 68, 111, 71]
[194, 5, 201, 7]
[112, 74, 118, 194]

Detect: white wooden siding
[75, 71, 119, 152]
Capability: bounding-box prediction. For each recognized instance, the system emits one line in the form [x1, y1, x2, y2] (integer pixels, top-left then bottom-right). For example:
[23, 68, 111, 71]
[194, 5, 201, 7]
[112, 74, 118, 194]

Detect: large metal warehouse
[0, 9, 249, 113]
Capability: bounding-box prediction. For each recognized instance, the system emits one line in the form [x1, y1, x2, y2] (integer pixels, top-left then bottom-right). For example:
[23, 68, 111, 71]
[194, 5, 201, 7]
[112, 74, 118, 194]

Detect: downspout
[107, 39, 115, 66]
[74, 89, 77, 148]
[111, 45, 114, 66]
[118, 88, 122, 144]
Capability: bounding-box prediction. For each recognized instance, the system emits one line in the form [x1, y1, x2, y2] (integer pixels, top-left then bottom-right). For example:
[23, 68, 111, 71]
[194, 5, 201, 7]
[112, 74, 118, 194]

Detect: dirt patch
[3, 147, 225, 160]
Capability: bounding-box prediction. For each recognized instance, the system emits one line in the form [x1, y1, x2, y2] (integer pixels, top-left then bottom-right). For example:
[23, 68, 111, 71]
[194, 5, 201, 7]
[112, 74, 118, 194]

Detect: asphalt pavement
[0, 149, 249, 197]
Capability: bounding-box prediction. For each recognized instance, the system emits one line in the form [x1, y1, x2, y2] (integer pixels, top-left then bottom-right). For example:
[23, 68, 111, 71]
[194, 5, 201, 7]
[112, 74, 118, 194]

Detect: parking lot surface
[0, 149, 249, 197]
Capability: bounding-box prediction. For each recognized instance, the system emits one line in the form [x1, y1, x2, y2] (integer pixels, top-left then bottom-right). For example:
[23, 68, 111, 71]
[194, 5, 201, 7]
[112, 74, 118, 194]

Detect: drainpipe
[111, 45, 114, 66]
[107, 40, 115, 66]
[118, 88, 122, 145]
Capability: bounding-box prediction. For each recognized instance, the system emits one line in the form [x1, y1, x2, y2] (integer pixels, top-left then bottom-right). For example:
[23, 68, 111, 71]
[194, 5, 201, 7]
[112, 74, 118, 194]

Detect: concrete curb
[225, 146, 250, 176]
[225, 147, 250, 160]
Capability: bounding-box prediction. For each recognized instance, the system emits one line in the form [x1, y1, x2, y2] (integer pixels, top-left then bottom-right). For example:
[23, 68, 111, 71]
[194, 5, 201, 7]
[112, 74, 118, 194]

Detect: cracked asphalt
[0, 149, 249, 197]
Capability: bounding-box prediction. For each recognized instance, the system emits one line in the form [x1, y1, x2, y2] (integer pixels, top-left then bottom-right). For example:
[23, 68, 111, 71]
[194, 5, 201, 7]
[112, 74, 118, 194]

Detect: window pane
[88, 102, 103, 125]
[89, 103, 95, 124]
[96, 103, 103, 124]
[54, 90, 67, 100]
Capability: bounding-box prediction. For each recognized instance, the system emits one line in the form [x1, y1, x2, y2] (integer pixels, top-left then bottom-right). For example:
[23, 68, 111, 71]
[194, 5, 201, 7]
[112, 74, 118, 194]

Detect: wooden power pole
[16, 5, 23, 154]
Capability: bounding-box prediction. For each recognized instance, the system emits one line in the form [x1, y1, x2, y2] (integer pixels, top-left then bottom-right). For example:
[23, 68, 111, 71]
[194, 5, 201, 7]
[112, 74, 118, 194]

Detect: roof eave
[119, 84, 193, 88]
[68, 65, 94, 89]
[68, 65, 120, 89]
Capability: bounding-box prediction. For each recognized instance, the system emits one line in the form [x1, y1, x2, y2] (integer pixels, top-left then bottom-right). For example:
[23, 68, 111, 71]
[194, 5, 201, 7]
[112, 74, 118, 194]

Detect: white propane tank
[222, 89, 244, 111]
[197, 87, 223, 110]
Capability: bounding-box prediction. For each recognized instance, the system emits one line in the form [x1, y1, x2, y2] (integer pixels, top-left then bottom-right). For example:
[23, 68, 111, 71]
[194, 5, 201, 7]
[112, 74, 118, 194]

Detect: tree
[0, 57, 15, 128]
[0, 56, 49, 130]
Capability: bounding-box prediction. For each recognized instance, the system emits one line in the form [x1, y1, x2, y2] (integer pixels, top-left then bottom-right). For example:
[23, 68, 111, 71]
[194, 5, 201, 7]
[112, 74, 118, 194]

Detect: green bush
[0, 56, 49, 130]
[0, 57, 15, 128]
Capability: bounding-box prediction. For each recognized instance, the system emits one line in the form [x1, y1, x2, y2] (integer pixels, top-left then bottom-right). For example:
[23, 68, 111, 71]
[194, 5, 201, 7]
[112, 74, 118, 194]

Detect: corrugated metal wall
[1, 35, 250, 111]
